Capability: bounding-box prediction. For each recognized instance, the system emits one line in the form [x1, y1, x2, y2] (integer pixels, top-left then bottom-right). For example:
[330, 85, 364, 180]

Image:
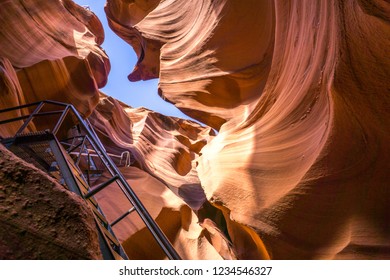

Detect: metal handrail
[0, 100, 181, 260]
[77, 123, 180, 259]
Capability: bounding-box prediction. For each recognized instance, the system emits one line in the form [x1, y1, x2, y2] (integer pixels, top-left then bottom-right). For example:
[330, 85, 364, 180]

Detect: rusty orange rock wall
[107, 0, 390, 259]
[0, 144, 102, 259]
[106, 0, 275, 129]
[0, 0, 229, 259]
[89, 96, 230, 259]
[1, 0, 389, 259]
[0, 0, 109, 127]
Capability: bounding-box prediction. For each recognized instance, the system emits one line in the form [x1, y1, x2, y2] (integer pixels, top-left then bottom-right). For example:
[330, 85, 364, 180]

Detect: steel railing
[0, 100, 181, 260]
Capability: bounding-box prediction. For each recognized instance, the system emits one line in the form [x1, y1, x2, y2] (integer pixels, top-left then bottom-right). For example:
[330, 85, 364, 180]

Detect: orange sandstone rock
[1, 0, 389, 260]
[0, 144, 102, 259]
[105, 0, 275, 130]
[90, 95, 215, 210]
[0, 0, 109, 117]
[89, 96, 230, 259]
[107, 0, 390, 259]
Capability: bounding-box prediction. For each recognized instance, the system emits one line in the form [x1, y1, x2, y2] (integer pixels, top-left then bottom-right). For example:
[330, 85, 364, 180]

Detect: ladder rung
[88, 201, 108, 226]
[84, 175, 119, 199]
[87, 194, 99, 208]
[82, 169, 104, 175]
[100, 223, 120, 248]
[111, 248, 125, 260]
[1, 100, 184, 260]
[95, 221, 124, 260]
[110, 207, 136, 227]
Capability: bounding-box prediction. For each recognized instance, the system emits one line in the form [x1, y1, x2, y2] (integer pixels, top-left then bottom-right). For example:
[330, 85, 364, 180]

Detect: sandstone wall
[1, 0, 388, 259]
[106, 0, 390, 259]
[0, 144, 102, 259]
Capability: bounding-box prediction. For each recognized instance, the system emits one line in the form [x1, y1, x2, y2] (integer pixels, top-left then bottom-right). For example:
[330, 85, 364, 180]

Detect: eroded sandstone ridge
[89, 96, 230, 259]
[0, 0, 230, 260]
[0, 0, 389, 259]
[106, 0, 390, 259]
[0, 0, 108, 135]
[0, 0, 108, 259]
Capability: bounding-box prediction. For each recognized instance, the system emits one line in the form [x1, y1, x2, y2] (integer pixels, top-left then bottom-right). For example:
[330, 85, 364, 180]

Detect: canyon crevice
[1, 0, 389, 259]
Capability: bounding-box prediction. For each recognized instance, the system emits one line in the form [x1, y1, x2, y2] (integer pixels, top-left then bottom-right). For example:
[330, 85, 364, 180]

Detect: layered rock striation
[0, 0, 389, 259]
[0, 0, 109, 134]
[106, 0, 390, 259]
[0, 0, 109, 259]
[0, 0, 229, 260]
[89, 96, 230, 259]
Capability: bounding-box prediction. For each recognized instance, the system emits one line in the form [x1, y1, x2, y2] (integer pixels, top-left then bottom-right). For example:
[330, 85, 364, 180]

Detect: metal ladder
[0, 100, 181, 260]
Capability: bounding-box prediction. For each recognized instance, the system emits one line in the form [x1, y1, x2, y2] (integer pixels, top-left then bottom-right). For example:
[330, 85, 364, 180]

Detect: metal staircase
[0, 100, 181, 260]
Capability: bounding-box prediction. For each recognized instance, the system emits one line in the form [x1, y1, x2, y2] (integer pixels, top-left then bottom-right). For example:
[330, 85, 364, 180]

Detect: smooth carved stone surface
[0, 0, 109, 120]
[0, 57, 37, 137]
[1, 0, 389, 260]
[0, 145, 102, 259]
[0, 0, 229, 259]
[89, 96, 231, 259]
[90, 95, 215, 210]
[0, 0, 109, 259]
[93, 166, 233, 260]
[105, 0, 275, 129]
[107, 0, 390, 259]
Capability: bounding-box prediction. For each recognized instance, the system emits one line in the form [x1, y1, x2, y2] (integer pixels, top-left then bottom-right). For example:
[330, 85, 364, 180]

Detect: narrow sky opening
[74, 0, 192, 120]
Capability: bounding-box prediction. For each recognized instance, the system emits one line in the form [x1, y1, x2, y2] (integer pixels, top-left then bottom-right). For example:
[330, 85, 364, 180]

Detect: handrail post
[69, 104, 181, 260]
[1, 100, 182, 260]
[52, 106, 70, 135]
[15, 102, 45, 135]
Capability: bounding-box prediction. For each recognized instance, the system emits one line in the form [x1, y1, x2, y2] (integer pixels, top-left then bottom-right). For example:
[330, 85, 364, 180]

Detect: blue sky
[74, 0, 189, 119]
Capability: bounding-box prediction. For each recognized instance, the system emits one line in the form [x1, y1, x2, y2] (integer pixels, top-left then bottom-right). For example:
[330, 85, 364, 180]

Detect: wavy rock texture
[1, 0, 388, 260]
[90, 96, 215, 209]
[0, 0, 231, 260]
[0, 0, 109, 127]
[107, 0, 390, 259]
[0, 0, 110, 259]
[105, 0, 275, 130]
[89, 96, 233, 259]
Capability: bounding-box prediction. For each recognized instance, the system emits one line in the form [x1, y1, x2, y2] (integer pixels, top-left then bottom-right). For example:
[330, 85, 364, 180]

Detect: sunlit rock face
[91, 95, 215, 210]
[1, 0, 388, 260]
[0, 0, 109, 259]
[0, 0, 109, 131]
[89, 96, 233, 259]
[105, 0, 275, 130]
[0, 0, 231, 259]
[107, 0, 390, 259]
